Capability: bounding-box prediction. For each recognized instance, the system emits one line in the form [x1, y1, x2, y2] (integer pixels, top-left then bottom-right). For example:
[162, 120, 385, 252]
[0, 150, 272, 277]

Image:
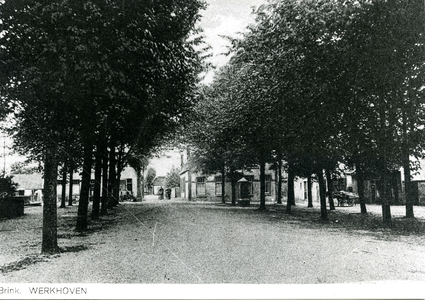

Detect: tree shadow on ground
[264, 204, 425, 239]
[0, 255, 48, 274]
[0, 245, 89, 274]
[200, 202, 425, 239]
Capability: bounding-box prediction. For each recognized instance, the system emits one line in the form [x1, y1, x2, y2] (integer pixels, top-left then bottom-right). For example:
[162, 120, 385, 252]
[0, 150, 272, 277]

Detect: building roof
[153, 176, 165, 186]
[12, 173, 44, 190]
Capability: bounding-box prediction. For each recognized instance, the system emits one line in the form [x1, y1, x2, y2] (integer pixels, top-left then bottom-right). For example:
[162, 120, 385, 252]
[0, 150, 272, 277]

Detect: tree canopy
[0, 0, 207, 252]
[184, 0, 425, 221]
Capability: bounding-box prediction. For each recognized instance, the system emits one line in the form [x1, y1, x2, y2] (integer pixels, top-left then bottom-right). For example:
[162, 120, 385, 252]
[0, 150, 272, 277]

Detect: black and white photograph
[1, 0, 425, 299]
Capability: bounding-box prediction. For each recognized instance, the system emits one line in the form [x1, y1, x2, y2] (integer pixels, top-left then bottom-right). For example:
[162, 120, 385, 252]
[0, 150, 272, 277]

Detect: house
[12, 166, 139, 203]
[401, 160, 425, 205]
[118, 167, 138, 198]
[12, 173, 43, 204]
[56, 173, 82, 202]
[293, 177, 320, 203]
[292, 168, 404, 205]
[153, 176, 166, 195]
[180, 165, 276, 203]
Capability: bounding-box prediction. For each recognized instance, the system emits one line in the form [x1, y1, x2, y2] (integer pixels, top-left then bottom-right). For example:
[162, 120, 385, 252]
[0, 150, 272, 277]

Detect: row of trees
[185, 0, 425, 223]
[0, 0, 206, 253]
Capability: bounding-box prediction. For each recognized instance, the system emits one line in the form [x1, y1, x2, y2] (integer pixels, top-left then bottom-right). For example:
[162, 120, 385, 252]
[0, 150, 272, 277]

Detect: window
[196, 177, 206, 195]
[126, 178, 133, 193]
[215, 176, 223, 195]
[244, 175, 254, 195]
[265, 175, 272, 194]
[333, 178, 347, 192]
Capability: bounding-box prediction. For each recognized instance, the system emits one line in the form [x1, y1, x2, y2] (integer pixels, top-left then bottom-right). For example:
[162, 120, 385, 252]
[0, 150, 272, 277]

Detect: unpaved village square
[1, 196, 425, 287]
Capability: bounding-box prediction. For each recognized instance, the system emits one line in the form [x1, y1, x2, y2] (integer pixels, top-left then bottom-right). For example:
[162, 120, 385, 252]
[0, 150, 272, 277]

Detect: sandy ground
[1, 196, 425, 285]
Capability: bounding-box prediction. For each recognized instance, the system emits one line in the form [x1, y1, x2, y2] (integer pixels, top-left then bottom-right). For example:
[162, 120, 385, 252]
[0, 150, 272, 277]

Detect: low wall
[0, 197, 25, 218]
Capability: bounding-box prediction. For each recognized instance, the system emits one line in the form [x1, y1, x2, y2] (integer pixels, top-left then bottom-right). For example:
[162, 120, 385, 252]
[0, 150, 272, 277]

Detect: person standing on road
[158, 187, 164, 200]
[165, 188, 171, 200]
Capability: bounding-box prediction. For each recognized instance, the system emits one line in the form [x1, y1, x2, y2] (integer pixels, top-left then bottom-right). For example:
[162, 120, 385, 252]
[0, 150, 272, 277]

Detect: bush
[0, 176, 17, 198]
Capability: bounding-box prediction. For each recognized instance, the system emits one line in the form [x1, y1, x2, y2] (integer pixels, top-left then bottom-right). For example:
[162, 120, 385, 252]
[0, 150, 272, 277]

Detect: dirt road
[1, 198, 425, 284]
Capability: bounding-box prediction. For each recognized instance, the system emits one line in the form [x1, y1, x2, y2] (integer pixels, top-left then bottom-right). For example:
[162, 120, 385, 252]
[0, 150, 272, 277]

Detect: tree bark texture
[76, 142, 94, 232]
[60, 162, 67, 208]
[136, 168, 142, 200]
[403, 152, 414, 218]
[231, 170, 237, 206]
[286, 162, 294, 214]
[325, 169, 335, 210]
[307, 174, 313, 208]
[101, 145, 108, 215]
[140, 166, 145, 201]
[402, 107, 414, 218]
[277, 159, 282, 204]
[380, 171, 392, 225]
[91, 148, 102, 220]
[41, 147, 59, 254]
[108, 142, 118, 207]
[356, 164, 367, 214]
[259, 160, 266, 210]
[221, 166, 226, 204]
[68, 164, 74, 206]
[187, 149, 192, 201]
[317, 168, 328, 221]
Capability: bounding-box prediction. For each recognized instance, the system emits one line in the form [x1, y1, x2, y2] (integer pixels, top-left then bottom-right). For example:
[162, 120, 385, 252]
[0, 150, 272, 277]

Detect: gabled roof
[12, 173, 44, 190]
[153, 176, 165, 186]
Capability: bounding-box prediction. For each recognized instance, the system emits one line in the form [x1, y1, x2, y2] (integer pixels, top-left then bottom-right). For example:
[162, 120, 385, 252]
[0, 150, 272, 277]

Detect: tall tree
[0, 0, 207, 243]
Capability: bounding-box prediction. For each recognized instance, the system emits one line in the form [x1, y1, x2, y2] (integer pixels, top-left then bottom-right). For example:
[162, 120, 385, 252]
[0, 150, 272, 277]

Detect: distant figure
[165, 188, 171, 200]
[158, 187, 164, 200]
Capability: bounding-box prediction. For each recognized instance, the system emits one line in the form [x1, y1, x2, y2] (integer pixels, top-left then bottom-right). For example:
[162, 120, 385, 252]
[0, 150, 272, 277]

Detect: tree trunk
[68, 164, 74, 206]
[221, 166, 226, 204]
[59, 161, 67, 208]
[91, 147, 102, 220]
[259, 159, 266, 210]
[307, 174, 313, 208]
[41, 146, 60, 254]
[187, 149, 192, 201]
[108, 141, 118, 207]
[325, 169, 335, 210]
[403, 153, 414, 218]
[101, 145, 108, 215]
[286, 161, 294, 214]
[317, 168, 328, 221]
[231, 169, 237, 206]
[277, 159, 282, 204]
[141, 166, 145, 201]
[114, 171, 120, 204]
[76, 142, 94, 232]
[356, 163, 367, 214]
[381, 171, 391, 225]
[402, 105, 414, 218]
[114, 147, 124, 202]
[381, 171, 392, 225]
[392, 171, 399, 204]
[136, 168, 142, 201]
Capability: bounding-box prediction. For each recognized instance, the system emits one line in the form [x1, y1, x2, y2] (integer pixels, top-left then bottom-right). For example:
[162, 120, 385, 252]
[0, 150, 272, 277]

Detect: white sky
[148, 149, 182, 177]
[150, 0, 267, 176]
[198, 0, 266, 83]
